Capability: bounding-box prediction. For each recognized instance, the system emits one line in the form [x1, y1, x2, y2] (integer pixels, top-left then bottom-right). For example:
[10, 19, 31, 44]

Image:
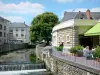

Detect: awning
[84, 23, 100, 36]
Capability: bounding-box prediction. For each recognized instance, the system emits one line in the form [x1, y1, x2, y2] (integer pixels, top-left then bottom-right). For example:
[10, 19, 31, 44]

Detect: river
[0, 49, 51, 75]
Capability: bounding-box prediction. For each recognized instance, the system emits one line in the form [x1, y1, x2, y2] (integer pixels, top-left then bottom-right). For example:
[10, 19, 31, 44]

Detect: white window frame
[66, 34, 70, 43]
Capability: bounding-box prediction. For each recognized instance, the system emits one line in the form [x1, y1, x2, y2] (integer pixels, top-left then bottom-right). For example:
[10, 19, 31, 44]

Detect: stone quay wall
[46, 56, 100, 75]
[36, 45, 100, 75]
[0, 43, 28, 53]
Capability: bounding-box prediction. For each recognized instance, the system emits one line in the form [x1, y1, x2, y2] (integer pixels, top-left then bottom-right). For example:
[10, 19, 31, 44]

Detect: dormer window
[80, 13, 84, 19]
[90, 17, 93, 20]
[80, 17, 84, 19]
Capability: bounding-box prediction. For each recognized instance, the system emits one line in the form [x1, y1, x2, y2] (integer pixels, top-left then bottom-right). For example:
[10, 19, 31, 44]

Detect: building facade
[0, 17, 10, 45]
[52, 10, 100, 49]
[9, 22, 30, 44]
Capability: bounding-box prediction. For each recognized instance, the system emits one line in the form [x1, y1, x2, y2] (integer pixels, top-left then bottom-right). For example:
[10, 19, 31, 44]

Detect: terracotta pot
[72, 53, 75, 56]
[96, 58, 100, 62]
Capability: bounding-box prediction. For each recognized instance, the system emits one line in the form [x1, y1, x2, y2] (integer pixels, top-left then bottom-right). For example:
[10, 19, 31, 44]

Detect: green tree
[30, 12, 59, 45]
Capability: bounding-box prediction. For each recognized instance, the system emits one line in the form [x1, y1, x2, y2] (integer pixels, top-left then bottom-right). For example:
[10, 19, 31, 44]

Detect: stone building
[0, 17, 10, 45]
[9, 22, 30, 44]
[52, 10, 100, 49]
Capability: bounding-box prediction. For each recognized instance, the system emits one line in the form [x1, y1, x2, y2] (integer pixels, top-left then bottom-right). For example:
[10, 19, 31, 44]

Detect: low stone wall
[48, 56, 100, 75]
[0, 43, 28, 53]
[37, 46, 100, 75]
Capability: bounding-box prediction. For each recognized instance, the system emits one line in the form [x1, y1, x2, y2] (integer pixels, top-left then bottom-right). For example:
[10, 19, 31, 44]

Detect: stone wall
[0, 43, 28, 53]
[57, 26, 80, 48]
[57, 27, 74, 48]
[36, 45, 100, 75]
[39, 46, 100, 75]
[74, 26, 79, 46]
[45, 55, 100, 75]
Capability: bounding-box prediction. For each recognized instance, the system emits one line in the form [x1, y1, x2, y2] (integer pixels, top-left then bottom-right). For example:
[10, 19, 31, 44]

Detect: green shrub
[70, 45, 83, 54]
[56, 46, 63, 51]
[93, 46, 100, 58]
[30, 54, 36, 63]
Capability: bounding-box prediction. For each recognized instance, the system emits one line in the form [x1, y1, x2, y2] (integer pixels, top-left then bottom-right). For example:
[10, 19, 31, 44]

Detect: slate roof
[61, 12, 77, 22]
[9, 22, 29, 28]
[0, 16, 10, 22]
[61, 12, 100, 22]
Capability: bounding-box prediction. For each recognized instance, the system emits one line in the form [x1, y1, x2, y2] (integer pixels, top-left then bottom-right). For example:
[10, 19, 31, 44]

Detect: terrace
[51, 47, 100, 72]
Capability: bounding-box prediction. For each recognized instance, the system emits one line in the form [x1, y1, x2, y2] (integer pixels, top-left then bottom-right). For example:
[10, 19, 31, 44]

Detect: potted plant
[93, 46, 100, 62]
[70, 45, 83, 56]
[56, 46, 63, 51]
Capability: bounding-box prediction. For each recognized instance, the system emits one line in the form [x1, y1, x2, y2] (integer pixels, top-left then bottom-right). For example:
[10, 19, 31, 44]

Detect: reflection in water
[0, 49, 33, 63]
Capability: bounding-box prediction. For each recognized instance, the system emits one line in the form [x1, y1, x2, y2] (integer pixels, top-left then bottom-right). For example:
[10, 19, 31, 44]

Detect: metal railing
[52, 47, 100, 70]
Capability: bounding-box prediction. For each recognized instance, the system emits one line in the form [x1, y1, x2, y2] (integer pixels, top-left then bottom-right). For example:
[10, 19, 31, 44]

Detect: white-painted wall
[9, 23, 30, 44]
[0, 20, 10, 45]
[52, 19, 74, 47]
[52, 19, 98, 48]
[52, 19, 74, 32]
[52, 32, 57, 46]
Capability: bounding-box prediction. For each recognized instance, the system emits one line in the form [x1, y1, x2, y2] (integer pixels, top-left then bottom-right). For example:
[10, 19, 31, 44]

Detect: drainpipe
[72, 25, 74, 47]
[72, 10, 75, 47]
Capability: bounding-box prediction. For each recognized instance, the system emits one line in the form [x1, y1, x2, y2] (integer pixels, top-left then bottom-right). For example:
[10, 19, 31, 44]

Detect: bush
[56, 46, 63, 51]
[30, 54, 36, 63]
[70, 45, 83, 54]
[93, 46, 100, 58]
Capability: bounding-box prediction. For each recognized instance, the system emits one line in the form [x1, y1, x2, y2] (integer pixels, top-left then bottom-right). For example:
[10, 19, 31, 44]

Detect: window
[80, 14, 84, 19]
[0, 40, 1, 42]
[10, 30, 13, 32]
[16, 28, 18, 31]
[0, 24, 2, 30]
[4, 26, 6, 30]
[21, 34, 24, 37]
[9, 33, 13, 37]
[0, 32, 2, 37]
[90, 17, 93, 20]
[66, 34, 70, 43]
[16, 34, 18, 37]
[4, 39, 6, 44]
[80, 17, 84, 19]
[4, 32, 6, 37]
[21, 29, 24, 31]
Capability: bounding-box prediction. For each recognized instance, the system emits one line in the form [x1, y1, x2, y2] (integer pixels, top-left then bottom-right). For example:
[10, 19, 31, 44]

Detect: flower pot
[76, 50, 83, 57]
[96, 58, 100, 62]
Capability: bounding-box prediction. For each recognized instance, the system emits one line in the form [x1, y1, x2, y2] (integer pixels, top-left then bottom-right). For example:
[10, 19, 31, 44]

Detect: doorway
[79, 35, 93, 49]
[79, 35, 99, 49]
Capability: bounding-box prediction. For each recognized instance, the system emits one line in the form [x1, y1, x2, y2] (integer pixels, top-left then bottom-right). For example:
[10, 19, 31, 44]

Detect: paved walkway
[52, 49, 100, 70]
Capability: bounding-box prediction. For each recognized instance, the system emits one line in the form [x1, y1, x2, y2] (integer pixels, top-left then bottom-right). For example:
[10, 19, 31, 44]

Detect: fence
[52, 47, 100, 71]
[0, 43, 28, 53]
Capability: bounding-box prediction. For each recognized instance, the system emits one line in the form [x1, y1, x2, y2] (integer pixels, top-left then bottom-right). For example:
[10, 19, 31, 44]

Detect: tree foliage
[30, 12, 59, 44]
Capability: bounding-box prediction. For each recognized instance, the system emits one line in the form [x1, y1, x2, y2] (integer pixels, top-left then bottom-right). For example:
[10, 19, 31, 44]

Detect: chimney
[64, 11, 67, 16]
[78, 11, 81, 18]
[86, 9, 91, 20]
[79, 11, 81, 14]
